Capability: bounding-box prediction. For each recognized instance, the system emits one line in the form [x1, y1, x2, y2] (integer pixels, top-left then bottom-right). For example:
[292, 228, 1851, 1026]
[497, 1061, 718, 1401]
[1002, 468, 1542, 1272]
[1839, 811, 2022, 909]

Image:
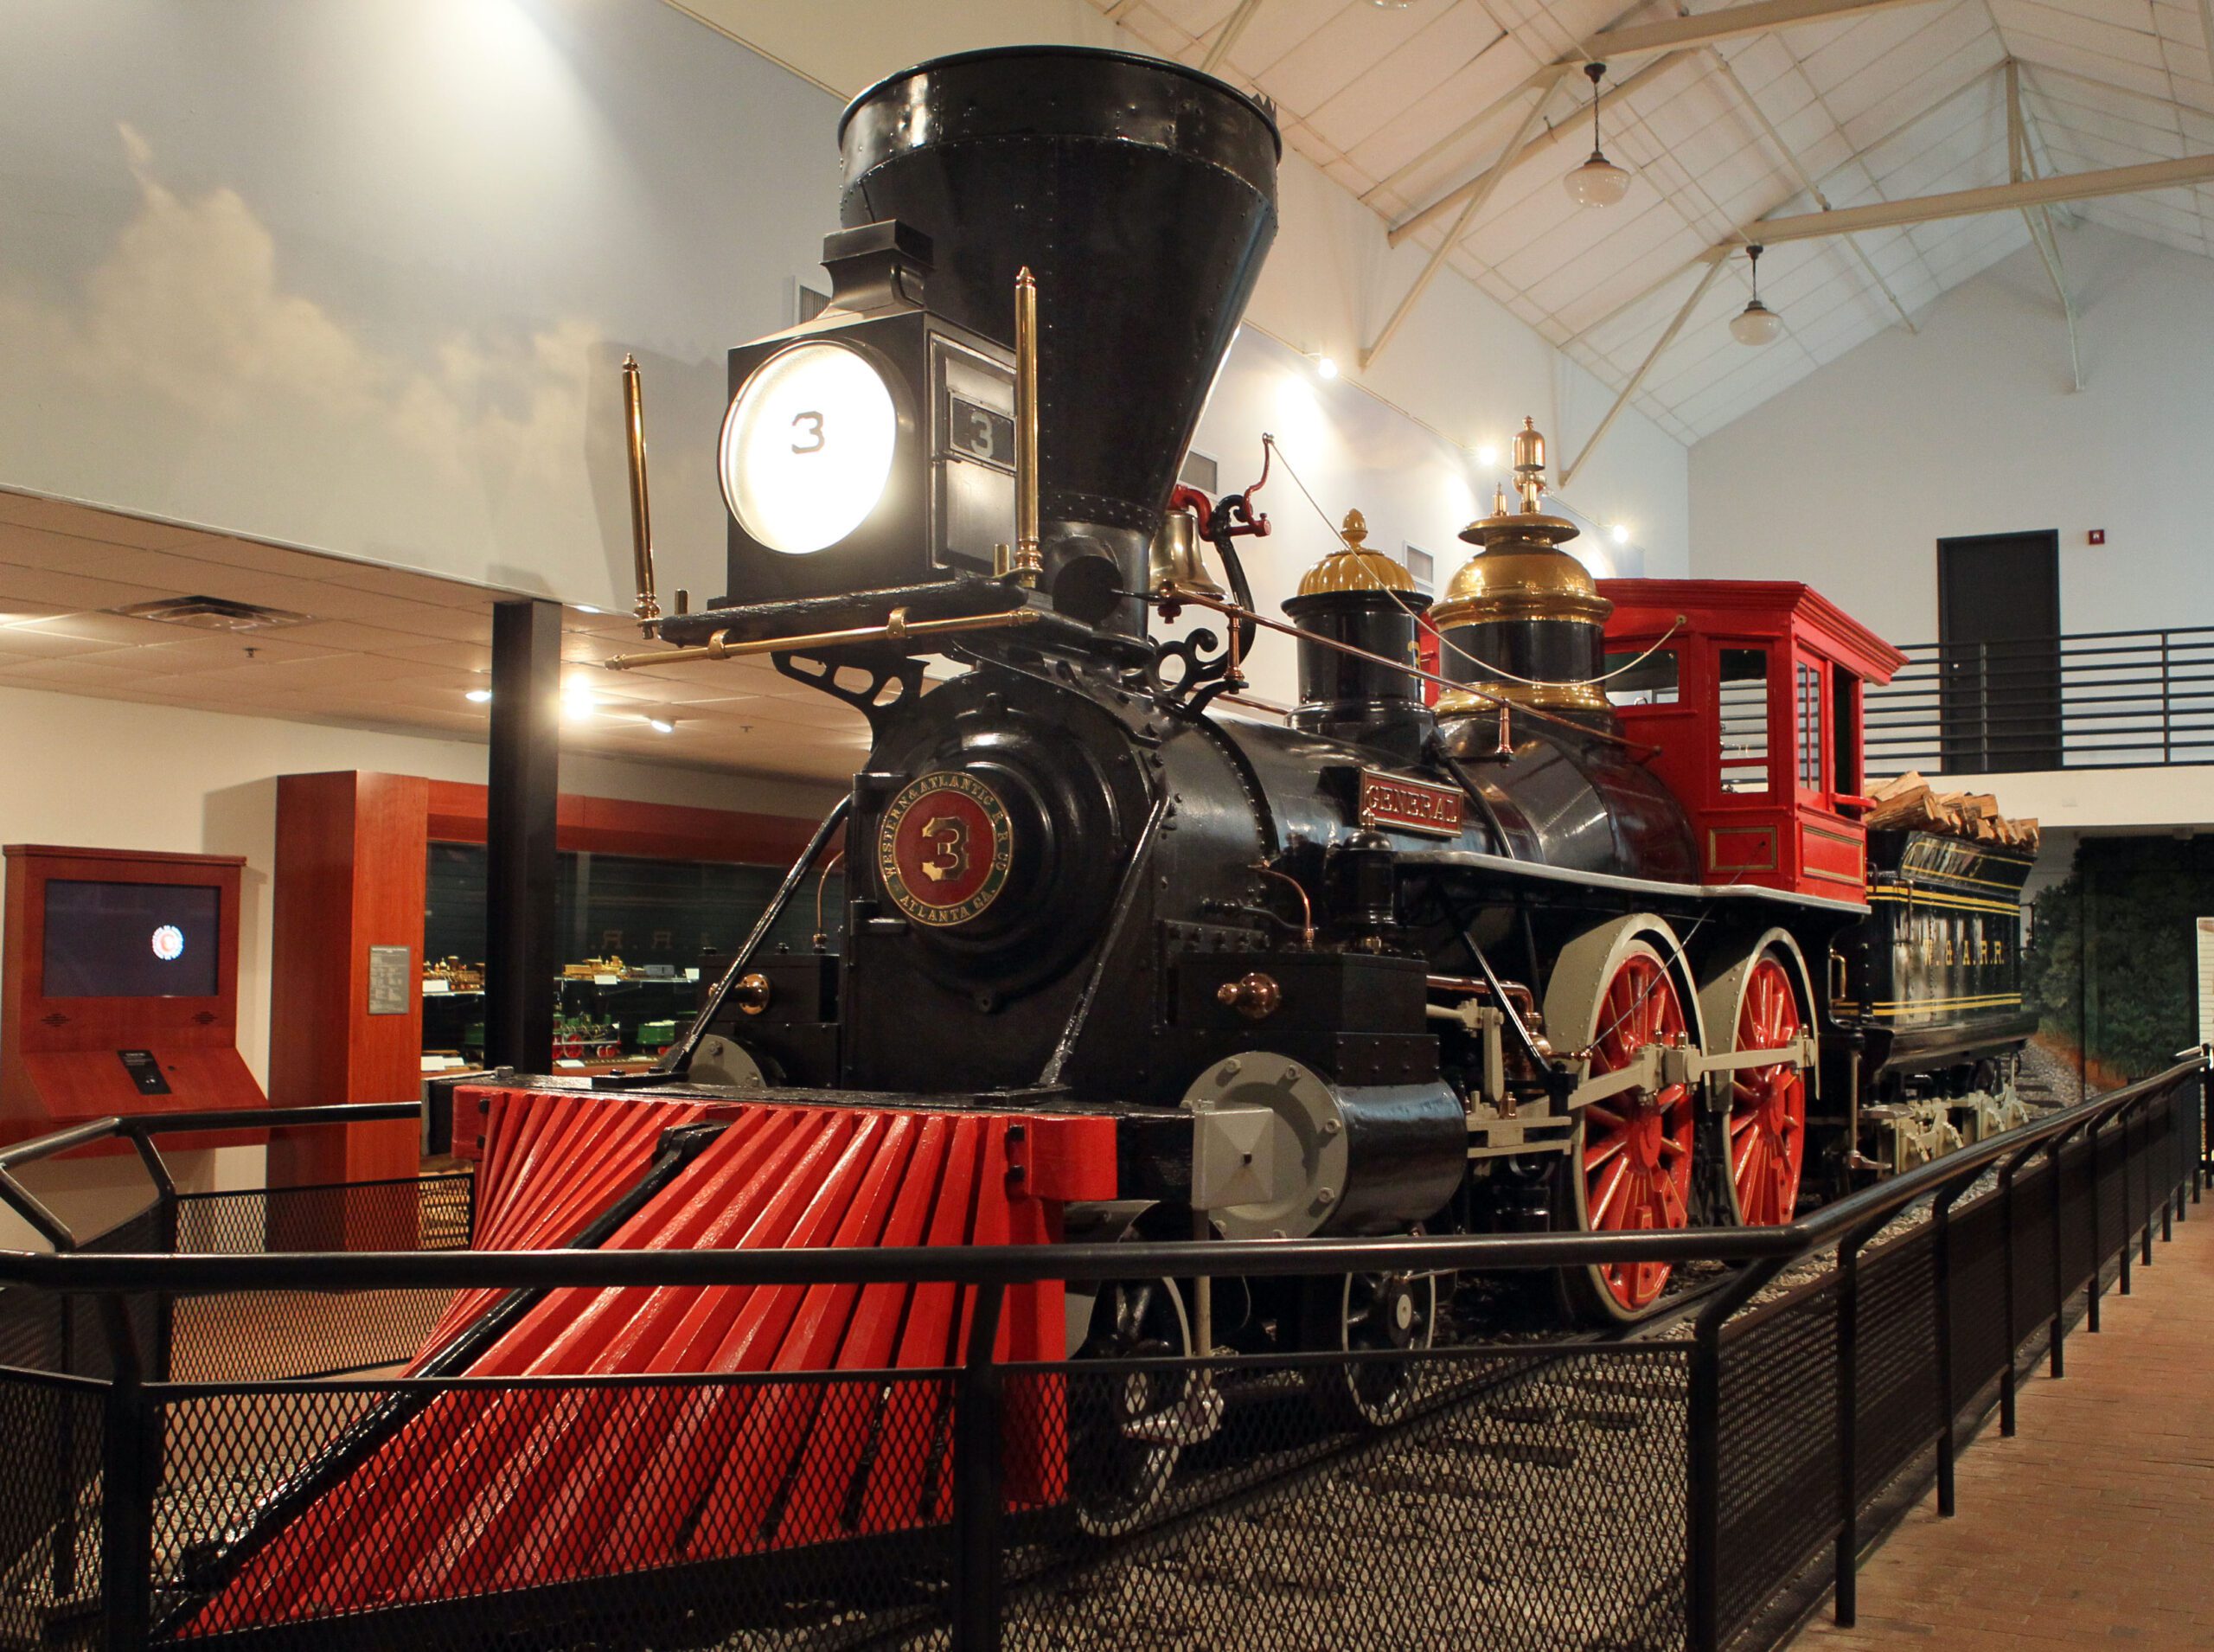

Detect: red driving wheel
[1577, 947, 1697, 1315]
[1727, 955, 1808, 1226]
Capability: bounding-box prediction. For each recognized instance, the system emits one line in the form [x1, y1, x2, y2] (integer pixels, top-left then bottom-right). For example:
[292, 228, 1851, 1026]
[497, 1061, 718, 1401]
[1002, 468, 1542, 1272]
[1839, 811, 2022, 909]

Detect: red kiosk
[1, 845, 269, 1150]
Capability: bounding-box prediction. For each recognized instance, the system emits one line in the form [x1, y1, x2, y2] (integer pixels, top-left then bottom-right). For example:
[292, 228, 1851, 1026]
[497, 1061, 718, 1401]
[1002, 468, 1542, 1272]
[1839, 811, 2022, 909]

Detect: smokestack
[839, 47, 1279, 632]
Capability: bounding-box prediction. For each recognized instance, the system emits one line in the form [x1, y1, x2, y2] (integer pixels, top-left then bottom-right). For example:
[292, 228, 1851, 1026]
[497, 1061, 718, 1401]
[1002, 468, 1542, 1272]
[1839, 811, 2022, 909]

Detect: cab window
[1718, 648, 1770, 794]
[1604, 645, 1679, 708]
[1796, 661, 1823, 791]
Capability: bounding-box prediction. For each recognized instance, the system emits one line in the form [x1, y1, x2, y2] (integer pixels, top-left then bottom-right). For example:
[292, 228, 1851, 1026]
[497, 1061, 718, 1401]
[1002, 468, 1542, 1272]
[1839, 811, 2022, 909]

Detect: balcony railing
[1865, 627, 2214, 777]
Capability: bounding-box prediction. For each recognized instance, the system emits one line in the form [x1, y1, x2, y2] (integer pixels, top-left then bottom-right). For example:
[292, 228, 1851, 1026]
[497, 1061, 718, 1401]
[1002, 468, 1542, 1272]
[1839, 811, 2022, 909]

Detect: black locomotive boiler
[522, 46, 2037, 1337]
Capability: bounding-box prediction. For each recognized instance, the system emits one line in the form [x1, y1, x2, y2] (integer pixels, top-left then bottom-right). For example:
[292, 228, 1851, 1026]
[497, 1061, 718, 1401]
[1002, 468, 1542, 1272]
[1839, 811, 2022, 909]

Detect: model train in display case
[158, 46, 2048, 1628]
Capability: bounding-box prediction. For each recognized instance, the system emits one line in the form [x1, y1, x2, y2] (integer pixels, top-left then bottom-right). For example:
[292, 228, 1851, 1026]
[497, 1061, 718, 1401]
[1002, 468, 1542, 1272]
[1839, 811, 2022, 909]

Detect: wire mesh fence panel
[995, 1345, 1688, 1652]
[150, 1371, 959, 1651]
[0, 1284, 68, 1377]
[2057, 1138, 2097, 1299]
[0, 1208, 163, 1381]
[2007, 1160, 2056, 1348]
[170, 1176, 473, 1384]
[1852, 1231, 1936, 1505]
[2094, 1124, 2128, 1268]
[1946, 1194, 2011, 1405]
[1714, 1276, 1840, 1646]
[0, 1369, 105, 1645]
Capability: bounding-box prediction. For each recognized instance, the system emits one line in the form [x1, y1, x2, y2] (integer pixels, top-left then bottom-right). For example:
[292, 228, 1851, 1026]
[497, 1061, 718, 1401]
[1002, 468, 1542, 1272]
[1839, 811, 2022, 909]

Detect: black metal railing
[0, 1066, 2203, 1652]
[1865, 627, 2214, 776]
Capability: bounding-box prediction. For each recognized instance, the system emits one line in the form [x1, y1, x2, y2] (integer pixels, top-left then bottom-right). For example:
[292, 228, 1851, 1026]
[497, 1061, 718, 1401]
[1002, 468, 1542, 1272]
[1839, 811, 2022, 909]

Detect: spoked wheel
[1071, 1278, 1193, 1537]
[1302, 1264, 1438, 1428]
[1721, 952, 1809, 1226]
[1561, 939, 1699, 1323]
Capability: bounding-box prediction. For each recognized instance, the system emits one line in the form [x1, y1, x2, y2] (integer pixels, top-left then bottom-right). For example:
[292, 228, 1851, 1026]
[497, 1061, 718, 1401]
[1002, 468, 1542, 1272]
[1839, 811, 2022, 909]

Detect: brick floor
[1789, 1186, 2214, 1650]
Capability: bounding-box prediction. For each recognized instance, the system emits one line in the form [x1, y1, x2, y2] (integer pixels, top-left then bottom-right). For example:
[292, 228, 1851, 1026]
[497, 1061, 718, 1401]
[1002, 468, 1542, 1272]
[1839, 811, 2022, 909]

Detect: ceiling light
[1475, 444, 1500, 468]
[646, 714, 675, 734]
[464, 688, 493, 704]
[1310, 353, 1340, 381]
[561, 678, 600, 720]
[1563, 64, 1631, 208]
[576, 604, 604, 615]
[1730, 244, 1783, 345]
[1609, 523, 1630, 546]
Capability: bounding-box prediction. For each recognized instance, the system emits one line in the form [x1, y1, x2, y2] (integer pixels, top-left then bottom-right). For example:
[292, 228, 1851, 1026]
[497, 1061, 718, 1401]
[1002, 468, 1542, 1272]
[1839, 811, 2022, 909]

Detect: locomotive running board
[1399, 847, 1872, 916]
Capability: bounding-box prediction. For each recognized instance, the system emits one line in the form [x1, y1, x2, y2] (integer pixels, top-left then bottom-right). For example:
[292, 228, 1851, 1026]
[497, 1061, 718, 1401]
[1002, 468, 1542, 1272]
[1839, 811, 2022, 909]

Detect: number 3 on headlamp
[718, 342, 899, 556]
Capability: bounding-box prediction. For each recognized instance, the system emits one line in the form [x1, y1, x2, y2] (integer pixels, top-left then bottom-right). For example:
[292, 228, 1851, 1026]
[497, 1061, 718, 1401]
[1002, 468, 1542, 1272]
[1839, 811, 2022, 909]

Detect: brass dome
[1430, 416, 1612, 720]
[1296, 509, 1419, 598]
[1433, 540, 1609, 628]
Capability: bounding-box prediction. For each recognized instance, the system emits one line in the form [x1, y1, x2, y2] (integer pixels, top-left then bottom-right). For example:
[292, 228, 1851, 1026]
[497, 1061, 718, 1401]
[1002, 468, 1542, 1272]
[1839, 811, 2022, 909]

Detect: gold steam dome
[1430, 418, 1612, 722]
[1283, 508, 1432, 754]
[1296, 509, 1418, 597]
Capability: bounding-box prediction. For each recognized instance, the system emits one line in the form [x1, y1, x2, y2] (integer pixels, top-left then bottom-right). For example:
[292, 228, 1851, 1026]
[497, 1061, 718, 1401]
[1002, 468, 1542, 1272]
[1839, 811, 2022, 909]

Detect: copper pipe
[620, 355, 662, 637]
[1251, 864, 1315, 949]
[1012, 267, 1042, 588]
[603, 606, 1040, 670]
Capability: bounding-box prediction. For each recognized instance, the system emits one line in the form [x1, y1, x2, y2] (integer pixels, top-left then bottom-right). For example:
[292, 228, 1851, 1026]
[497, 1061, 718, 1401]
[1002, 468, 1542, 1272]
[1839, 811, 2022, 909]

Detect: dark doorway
[1937, 530, 2061, 772]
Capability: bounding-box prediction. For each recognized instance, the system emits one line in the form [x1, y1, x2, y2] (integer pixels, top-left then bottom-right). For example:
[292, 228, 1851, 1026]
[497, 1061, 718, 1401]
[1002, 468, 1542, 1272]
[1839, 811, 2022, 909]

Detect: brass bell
[1148, 506, 1225, 599]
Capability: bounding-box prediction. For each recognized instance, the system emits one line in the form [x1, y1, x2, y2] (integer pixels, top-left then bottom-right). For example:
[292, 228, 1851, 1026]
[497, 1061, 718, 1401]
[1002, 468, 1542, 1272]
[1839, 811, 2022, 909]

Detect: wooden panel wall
[423, 781, 821, 865]
[266, 772, 427, 1200]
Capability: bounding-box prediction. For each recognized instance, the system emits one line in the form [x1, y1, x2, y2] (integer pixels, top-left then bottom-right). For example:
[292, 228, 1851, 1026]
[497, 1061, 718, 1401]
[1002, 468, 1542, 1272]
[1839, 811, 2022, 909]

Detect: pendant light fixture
[1730, 243, 1783, 345]
[1562, 62, 1631, 208]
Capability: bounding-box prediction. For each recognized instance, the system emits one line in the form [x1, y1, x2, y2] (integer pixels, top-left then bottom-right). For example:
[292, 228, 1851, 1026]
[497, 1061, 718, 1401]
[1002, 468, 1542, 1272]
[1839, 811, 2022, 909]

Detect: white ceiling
[0, 490, 871, 785]
[1097, 0, 2214, 439]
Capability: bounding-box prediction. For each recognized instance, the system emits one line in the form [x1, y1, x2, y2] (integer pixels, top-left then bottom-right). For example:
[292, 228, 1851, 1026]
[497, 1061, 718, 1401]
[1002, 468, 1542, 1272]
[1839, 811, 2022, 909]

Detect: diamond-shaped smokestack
[838, 47, 1280, 630]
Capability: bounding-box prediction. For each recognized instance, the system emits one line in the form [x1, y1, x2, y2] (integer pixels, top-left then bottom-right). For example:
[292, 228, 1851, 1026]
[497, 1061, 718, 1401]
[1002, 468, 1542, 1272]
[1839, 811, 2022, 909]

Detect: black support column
[485, 598, 561, 1073]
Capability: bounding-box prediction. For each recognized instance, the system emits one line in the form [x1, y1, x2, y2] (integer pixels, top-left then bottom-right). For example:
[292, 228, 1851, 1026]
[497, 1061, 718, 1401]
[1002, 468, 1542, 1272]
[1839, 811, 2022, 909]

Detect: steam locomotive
[161, 48, 2063, 1626]
[613, 43, 2034, 1328]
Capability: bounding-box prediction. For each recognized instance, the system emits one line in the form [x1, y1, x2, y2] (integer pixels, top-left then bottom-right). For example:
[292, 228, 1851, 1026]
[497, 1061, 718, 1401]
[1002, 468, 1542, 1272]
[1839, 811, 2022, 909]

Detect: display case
[419, 844, 843, 1074]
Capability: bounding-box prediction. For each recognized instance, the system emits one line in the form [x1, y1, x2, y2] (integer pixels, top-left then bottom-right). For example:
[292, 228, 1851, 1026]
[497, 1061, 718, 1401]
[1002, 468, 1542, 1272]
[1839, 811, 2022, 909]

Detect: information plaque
[367, 944, 412, 1016]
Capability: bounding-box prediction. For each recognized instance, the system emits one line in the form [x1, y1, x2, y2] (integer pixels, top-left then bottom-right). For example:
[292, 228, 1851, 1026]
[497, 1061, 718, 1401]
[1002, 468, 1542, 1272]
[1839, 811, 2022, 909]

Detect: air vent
[110, 595, 312, 631]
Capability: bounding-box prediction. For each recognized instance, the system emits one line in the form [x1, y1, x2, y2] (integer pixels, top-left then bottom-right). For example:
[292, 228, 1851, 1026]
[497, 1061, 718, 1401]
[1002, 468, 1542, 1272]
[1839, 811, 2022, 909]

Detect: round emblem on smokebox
[878, 772, 1014, 928]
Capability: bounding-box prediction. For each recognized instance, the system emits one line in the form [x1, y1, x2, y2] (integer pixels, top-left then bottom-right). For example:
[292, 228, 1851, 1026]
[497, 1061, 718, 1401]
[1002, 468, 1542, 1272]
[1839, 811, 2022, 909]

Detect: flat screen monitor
[42, 880, 222, 999]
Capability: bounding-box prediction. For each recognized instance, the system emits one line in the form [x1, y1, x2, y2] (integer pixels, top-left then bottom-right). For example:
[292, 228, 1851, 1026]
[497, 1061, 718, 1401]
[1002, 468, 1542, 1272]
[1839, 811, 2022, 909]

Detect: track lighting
[1730, 244, 1783, 346]
[1562, 63, 1631, 208]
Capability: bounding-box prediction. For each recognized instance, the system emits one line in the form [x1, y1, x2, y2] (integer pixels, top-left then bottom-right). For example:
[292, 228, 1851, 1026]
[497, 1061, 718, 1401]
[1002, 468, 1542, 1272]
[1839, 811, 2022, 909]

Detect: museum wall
[0, 0, 1691, 619]
[1688, 225, 2214, 645]
[0, 683, 841, 1088]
